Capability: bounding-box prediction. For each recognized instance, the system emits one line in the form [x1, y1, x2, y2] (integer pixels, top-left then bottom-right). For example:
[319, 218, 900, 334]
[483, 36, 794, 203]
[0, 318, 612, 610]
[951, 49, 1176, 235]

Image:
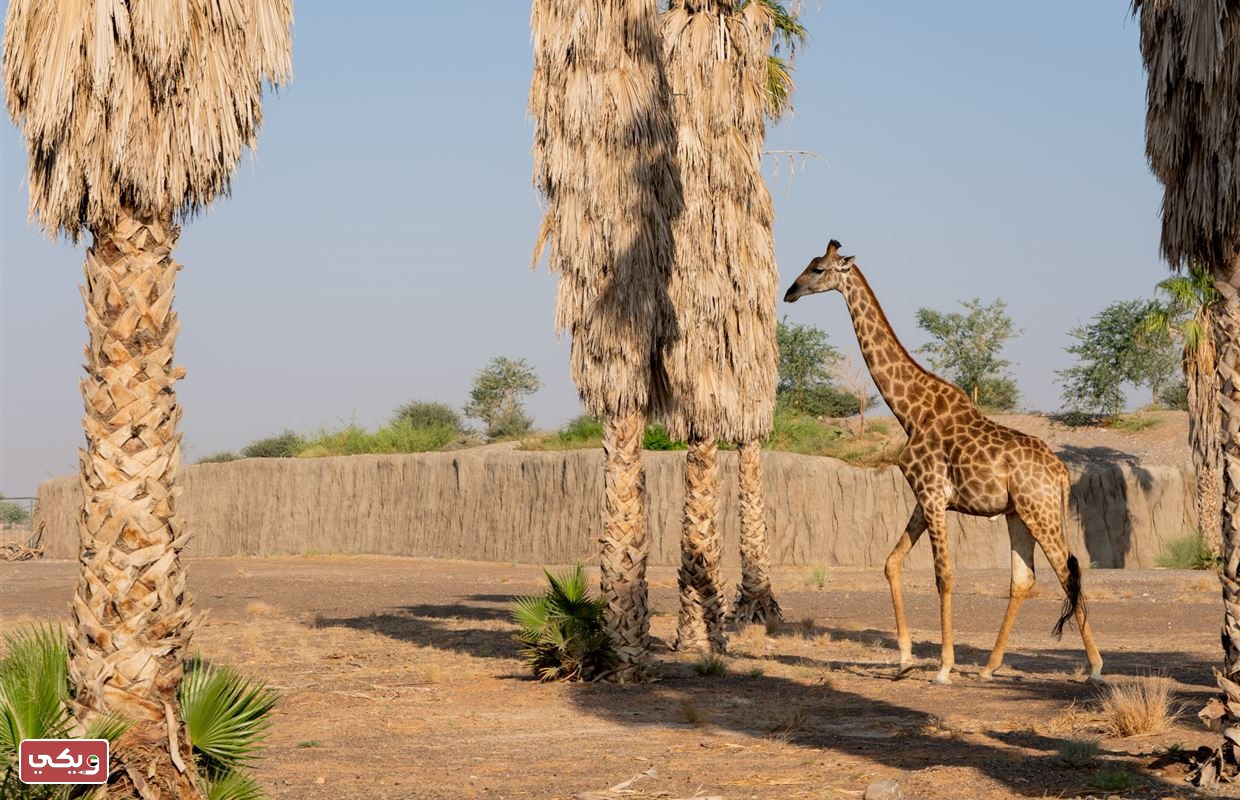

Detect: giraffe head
[784, 239, 856, 303]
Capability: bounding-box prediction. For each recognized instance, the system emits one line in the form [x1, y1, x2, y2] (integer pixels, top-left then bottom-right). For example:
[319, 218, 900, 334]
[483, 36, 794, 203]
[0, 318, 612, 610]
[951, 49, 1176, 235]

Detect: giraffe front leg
[921, 497, 954, 685]
[885, 505, 927, 676]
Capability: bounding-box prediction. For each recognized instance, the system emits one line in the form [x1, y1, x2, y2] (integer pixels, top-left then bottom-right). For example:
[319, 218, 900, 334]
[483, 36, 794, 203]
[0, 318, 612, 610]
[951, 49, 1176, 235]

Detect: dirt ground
[0, 555, 1227, 800]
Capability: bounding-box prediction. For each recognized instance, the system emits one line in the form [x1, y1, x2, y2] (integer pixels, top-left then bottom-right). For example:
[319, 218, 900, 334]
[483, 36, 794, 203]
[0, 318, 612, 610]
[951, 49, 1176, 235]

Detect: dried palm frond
[529, 0, 681, 418]
[1134, 0, 1240, 271]
[3, 0, 294, 239]
[659, 0, 780, 442]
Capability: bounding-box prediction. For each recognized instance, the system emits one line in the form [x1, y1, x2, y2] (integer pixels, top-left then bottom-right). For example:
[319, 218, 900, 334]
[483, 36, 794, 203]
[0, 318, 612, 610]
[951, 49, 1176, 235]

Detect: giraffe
[784, 240, 1103, 684]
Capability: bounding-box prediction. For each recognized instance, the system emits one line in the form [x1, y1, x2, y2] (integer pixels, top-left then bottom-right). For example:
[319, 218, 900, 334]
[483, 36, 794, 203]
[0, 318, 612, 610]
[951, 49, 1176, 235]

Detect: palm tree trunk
[1195, 262, 1240, 786]
[69, 212, 201, 799]
[731, 439, 782, 624]
[675, 437, 726, 653]
[599, 410, 652, 681]
[1188, 307, 1224, 557]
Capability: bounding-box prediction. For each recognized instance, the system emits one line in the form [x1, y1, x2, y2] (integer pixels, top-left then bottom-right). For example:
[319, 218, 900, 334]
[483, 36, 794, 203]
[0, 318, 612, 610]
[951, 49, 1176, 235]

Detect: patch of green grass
[693, 653, 728, 677]
[805, 564, 829, 590]
[1081, 768, 1141, 792]
[1157, 532, 1218, 570]
[864, 420, 891, 435]
[298, 420, 460, 457]
[1057, 738, 1100, 768]
[1107, 412, 1162, 432]
[296, 740, 322, 748]
[746, 667, 764, 678]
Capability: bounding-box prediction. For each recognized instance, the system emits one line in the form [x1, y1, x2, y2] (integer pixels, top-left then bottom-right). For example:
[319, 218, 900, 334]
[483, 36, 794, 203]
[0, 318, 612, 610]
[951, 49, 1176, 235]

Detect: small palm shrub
[0, 625, 277, 799]
[512, 564, 616, 681]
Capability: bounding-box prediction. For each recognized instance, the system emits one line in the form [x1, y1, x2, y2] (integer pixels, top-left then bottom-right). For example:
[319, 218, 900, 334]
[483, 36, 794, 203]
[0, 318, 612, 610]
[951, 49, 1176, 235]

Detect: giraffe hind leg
[1020, 501, 1104, 682]
[980, 513, 1036, 680]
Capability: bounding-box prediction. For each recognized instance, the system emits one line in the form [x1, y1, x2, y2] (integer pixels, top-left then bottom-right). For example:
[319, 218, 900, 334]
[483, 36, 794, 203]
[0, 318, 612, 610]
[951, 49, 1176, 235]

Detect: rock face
[32, 448, 1195, 570]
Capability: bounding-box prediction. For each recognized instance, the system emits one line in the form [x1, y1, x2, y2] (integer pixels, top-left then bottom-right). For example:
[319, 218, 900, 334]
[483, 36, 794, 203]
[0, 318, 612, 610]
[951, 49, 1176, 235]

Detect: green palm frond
[203, 768, 267, 800]
[0, 624, 71, 761]
[180, 659, 278, 774]
[765, 56, 796, 121]
[1152, 263, 1221, 354]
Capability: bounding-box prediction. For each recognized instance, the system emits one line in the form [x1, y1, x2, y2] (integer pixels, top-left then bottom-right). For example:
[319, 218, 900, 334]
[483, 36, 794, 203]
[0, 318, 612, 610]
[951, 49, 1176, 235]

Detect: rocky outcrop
[33, 448, 1195, 569]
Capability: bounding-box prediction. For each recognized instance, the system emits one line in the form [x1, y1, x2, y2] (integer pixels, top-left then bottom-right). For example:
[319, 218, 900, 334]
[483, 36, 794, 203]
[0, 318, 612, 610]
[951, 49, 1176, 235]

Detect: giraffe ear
[826, 239, 841, 257]
[839, 255, 855, 269]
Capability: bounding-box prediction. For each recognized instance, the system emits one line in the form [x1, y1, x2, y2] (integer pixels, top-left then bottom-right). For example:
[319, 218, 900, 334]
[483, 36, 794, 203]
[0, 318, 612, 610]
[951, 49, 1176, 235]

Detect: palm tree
[1133, 0, 1240, 786]
[3, 3, 291, 796]
[661, 0, 781, 649]
[530, 0, 680, 680]
[731, 0, 807, 626]
[1149, 265, 1223, 557]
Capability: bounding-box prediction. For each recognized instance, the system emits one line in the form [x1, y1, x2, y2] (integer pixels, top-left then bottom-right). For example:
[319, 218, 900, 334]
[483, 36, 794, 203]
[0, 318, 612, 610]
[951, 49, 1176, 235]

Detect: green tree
[0, 495, 29, 527]
[1058, 299, 1178, 416]
[775, 318, 864, 416]
[915, 298, 1020, 410]
[465, 357, 542, 440]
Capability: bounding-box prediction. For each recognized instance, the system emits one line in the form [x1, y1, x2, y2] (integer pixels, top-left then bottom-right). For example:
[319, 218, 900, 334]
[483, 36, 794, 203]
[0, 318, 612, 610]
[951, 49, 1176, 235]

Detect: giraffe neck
[839, 266, 952, 433]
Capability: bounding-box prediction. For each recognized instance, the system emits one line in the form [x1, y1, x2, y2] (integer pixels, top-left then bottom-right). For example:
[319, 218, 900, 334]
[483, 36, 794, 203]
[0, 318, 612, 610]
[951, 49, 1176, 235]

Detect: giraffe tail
[1053, 475, 1082, 640]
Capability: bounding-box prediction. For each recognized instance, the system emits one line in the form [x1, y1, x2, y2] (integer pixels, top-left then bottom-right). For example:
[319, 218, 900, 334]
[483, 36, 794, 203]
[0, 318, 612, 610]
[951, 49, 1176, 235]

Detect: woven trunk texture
[70, 213, 200, 798]
[675, 438, 726, 653]
[599, 411, 652, 681]
[730, 439, 782, 624]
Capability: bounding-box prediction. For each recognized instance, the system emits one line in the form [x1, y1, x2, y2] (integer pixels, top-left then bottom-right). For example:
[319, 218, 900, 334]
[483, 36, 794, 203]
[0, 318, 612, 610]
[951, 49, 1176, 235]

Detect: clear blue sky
[1, 1, 1170, 497]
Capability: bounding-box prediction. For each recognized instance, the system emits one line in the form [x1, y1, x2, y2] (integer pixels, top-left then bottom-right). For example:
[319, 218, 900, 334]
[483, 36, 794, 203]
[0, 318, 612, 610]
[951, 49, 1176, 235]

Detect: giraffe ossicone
[785, 240, 1104, 684]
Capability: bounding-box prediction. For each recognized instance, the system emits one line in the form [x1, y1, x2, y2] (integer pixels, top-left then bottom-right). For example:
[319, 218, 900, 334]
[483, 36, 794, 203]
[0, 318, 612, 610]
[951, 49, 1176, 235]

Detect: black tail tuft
[1053, 554, 1082, 640]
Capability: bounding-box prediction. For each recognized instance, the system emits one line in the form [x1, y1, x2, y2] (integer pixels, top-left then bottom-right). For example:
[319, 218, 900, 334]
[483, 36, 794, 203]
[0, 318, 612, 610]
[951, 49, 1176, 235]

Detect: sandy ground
[0, 555, 1227, 800]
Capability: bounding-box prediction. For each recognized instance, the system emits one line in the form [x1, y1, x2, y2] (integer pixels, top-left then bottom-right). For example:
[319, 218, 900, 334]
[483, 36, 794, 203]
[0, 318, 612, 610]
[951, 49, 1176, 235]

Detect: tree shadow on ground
[314, 595, 518, 660]
[563, 666, 1196, 799]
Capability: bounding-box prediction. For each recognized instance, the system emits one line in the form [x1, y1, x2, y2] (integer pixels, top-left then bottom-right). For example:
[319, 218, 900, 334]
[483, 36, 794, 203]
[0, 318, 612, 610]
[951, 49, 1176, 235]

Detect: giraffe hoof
[978, 669, 995, 682]
[894, 661, 916, 679]
[1087, 671, 1105, 685]
[932, 671, 952, 686]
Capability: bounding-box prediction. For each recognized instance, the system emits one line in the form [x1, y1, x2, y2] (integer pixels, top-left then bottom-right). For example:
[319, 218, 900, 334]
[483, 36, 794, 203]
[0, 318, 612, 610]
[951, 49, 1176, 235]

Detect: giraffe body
[785, 240, 1103, 684]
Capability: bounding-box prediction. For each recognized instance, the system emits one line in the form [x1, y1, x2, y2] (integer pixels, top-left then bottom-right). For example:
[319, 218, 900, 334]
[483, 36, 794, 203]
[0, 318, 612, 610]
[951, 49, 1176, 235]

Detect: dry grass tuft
[680, 698, 704, 726]
[1039, 701, 1097, 737]
[1098, 675, 1180, 737]
[769, 709, 807, 742]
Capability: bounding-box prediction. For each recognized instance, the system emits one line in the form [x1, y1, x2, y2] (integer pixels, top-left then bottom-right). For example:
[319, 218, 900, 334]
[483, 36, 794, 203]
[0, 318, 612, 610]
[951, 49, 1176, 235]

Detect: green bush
[512, 564, 616, 681]
[488, 407, 535, 440]
[1157, 532, 1218, 570]
[198, 451, 241, 464]
[557, 414, 604, 443]
[1159, 380, 1188, 411]
[643, 424, 687, 451]
[241, 431, 306, 459]
[391, 400, 464, 433]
